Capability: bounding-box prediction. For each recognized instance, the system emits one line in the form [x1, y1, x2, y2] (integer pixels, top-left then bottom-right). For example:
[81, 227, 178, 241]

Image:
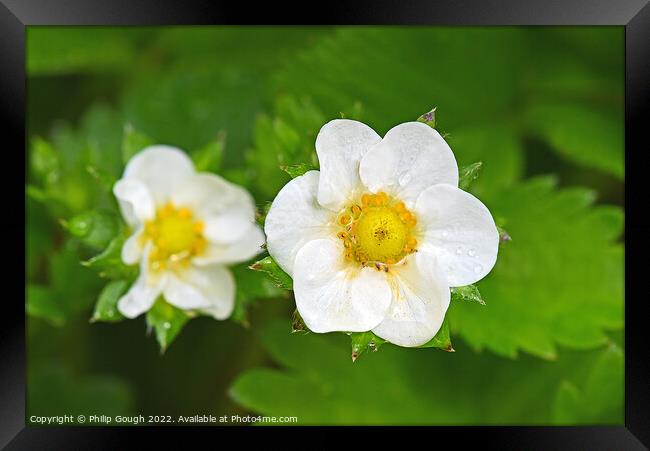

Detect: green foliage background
[26, 26, 624, 424]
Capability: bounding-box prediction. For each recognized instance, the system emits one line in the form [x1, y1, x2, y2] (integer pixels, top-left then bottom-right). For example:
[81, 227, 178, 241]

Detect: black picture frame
[3, 0, 648, 447]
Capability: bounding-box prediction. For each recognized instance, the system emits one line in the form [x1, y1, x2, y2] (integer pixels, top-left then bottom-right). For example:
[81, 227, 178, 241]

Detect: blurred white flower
[114, 146, 264, 320]
[265, 120, 499, 347]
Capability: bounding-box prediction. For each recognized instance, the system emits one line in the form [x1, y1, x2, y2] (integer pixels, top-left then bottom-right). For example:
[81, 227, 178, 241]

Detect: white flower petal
[359, 122, 459, 207]
[123, 145, 195, 204]
[165, 265, 235, 320]
[117, 272, 163, 319]
[171, 173, 256, 245]
[202, 214, 250, 245]
[113, 179, 155, 226]
[164, 267, 223, 310]
[316, 119, 381, 211]
[121, 227, 144, 265]
[193, 223, 265, 266]
[372, 251, 451, 347]
[293, 238, 392, 333]
[264, 171, 333, 276]
[415, 183, 499, 287]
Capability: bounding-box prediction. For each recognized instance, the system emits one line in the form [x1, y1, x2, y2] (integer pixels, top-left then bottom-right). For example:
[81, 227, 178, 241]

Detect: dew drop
[467, 248, 476, 257]
[163, 322, 171, 330]
[473, 264, 483, 274]
[455, 246, 463, 255]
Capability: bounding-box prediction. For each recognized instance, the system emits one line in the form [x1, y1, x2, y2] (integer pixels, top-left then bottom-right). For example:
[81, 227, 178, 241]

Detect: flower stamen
[142, 202, 207, 271]
[336, 192, 418, 269]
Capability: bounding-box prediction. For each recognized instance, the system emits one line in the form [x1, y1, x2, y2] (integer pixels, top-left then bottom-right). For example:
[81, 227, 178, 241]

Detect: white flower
[113, 146, 264, 320]
[265, 120, 499, 347]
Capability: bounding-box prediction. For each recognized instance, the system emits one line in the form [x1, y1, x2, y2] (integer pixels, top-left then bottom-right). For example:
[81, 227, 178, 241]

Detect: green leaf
[274, 28, 527, 134]
[451, 285, 485, 306]
[552, 342, 623, 424]
[91, 280, 129, 323]
[146, 298, 190, 352]
[82, 233, 139, 280]
[27, 240, 105, 324]
[63, 210, 120, 250]
[525, 103, 623, 179]
[271, 30, 530, 200]
[249, 256, 293, 290]
[419, 318, 453, 351]
[458, 162, 483, 191]
[230, 320, 622, 424]
[123, 66, 263, 158]
[246, 96, 325, 199]
[280, 163, 317, 179]
[448, 177, 624, 359]
[29, 105, 125, 217]
[192, 133, 225, 173]
[26, 284, 66, 327]
[445, 123, 523, 200]
[122, 123, 155, 164]
[522, 28, 623, 105]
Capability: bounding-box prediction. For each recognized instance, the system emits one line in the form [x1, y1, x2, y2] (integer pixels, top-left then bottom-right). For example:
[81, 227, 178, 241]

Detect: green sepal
[451, 284, 485, 305]
[91, 280, 129, 323]
[82, 233, 139, 280]
[349, 331, 385, 362]
[291, 309, 309, 334]
[459, 162, 483, 191]
[146, 298, 190, 353]
[497, 225, 512, 244]
[249, 255, 293, 290]
[418, 318, 453, 351]
[280, 163, 317, 179]
[349, 318, 453, 362]
[417, 107, 437, 128]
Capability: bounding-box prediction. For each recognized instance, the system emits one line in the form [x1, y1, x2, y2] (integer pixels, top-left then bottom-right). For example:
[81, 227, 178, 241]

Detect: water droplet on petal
[467, 248, 476, 257]
[473, 264, 483, 274]
[455, 246, 463, 255]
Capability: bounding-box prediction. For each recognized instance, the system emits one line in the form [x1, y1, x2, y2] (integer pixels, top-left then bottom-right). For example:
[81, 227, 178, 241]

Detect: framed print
[2, 0, 649, 447]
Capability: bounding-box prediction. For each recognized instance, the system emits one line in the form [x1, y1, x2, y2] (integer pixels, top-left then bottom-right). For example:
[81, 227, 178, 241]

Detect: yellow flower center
[142, 203, 207, 271]
[336, 191, 418, 268]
